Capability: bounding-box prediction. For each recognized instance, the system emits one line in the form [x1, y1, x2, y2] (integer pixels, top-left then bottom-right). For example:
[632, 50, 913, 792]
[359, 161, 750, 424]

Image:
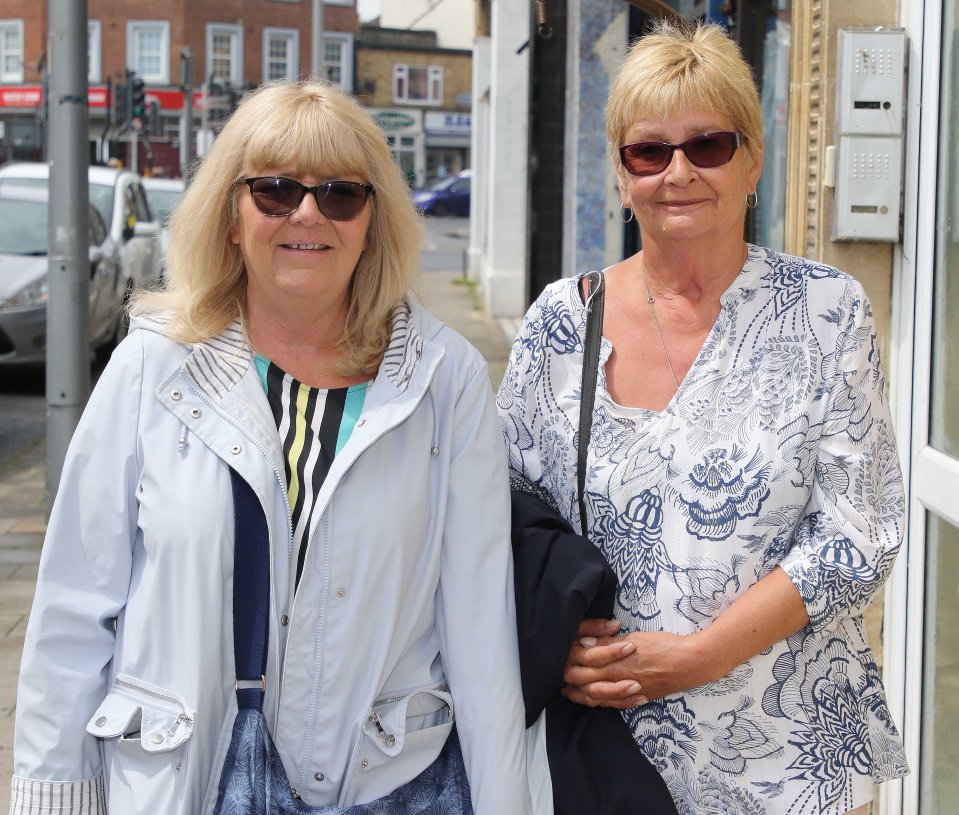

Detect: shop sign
[0, 87, 42, 107]
[424, 112, 471, 136]
[0, 84, 199, 112]
[372, 111, 417, 131]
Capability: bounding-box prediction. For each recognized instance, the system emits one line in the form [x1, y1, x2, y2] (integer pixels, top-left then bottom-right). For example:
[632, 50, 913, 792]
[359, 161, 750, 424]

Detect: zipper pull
[167, 713, 194, 737]
[368, 711, 396, 747]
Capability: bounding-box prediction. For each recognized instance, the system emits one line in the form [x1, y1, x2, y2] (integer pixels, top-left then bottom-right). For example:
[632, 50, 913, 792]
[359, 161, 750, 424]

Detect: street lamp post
[45, 0, 90, 510]
[312, 0, 325, 80]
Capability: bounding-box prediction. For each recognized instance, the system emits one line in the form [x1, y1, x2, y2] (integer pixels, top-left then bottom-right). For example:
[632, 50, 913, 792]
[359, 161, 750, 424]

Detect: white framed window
[263, 28, 299, 82]
[393, 64, 443, 106]
[322, 32, 353, 89]
[127, 20, 170, 84]
[88, 20, 101, 83]
[0, 19, 24, 83]
[206, 23, 243, 86]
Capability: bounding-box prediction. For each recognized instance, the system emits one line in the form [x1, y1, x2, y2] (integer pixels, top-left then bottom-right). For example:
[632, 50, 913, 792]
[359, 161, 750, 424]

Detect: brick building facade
[0, 0, 359, 175]
[355, 25, 471, 187]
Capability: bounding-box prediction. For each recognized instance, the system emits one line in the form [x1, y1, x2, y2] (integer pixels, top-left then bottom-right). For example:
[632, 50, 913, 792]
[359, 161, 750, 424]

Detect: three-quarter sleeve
[779, 281, 904, 630]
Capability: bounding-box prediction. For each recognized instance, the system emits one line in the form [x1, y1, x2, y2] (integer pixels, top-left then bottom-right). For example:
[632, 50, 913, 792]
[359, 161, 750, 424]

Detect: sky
[357, 0, 382, 22]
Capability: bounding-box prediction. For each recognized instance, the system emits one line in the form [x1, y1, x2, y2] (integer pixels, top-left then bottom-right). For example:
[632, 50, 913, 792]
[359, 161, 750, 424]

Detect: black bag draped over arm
[510, 476, 678, 815]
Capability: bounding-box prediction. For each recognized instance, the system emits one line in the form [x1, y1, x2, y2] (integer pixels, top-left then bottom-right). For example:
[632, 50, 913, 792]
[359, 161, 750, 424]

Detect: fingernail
[605, 620, 621, 631]
[579, 636, 598, 647]
[628, 683, 642, 695]
[620, 642, 636, 655]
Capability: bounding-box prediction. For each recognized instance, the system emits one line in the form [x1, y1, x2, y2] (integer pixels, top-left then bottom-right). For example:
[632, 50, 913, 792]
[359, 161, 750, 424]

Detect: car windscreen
[88, 183, 115, 227]
[0, 199, 47, 255]
[0, 177, 115, 230]
[147, 189, 183, 224]
[430, 176, 459, 192]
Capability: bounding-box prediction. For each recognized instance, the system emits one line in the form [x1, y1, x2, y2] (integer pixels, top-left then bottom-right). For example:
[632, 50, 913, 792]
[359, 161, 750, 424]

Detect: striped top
[255, 355, 369, 590]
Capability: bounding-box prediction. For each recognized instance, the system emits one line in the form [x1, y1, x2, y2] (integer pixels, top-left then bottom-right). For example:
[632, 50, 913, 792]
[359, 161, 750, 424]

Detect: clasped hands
[562, 617, 718, 709]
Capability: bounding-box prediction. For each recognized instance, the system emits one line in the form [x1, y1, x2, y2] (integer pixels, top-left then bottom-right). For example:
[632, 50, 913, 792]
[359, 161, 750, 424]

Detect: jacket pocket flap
[363, 687, 453, 757]
[85, 673, 195, 752]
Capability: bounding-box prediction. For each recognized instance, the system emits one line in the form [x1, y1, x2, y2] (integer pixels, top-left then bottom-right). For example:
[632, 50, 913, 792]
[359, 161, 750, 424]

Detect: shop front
[423, 110, 471, 186]
[368, 108, 424, 187]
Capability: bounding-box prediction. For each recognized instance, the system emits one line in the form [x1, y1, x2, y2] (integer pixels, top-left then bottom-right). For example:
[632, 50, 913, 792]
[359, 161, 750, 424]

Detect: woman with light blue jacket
[10, 81, 529, 815]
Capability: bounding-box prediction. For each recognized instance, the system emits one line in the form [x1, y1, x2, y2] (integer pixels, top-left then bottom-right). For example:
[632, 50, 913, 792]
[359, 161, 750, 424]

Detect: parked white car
[0, 185, 124, 366]
[142, 176, 185, 275]
[0, 162, 162, 300]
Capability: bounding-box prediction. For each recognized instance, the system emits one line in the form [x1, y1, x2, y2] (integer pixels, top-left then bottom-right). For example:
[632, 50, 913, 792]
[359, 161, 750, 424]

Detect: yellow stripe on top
[286, 383, 312, 514]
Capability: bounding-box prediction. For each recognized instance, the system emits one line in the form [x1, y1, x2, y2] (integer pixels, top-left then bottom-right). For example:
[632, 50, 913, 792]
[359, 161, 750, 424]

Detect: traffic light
[130, 73, 146, 121]
[113, 77, 128, 126]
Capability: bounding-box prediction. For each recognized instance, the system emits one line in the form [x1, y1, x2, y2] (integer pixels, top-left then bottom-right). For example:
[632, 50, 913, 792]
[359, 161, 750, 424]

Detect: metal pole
[312, 0, 325, 80]
[45, 0, 90, 511]
[130, 128, 138, 174]
[179, 46, 194, 181]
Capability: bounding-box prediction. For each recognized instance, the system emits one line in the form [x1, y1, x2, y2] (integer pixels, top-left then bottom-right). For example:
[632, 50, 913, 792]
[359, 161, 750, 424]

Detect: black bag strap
[229, 467, 271, 711]
[578, 273, 605, 538]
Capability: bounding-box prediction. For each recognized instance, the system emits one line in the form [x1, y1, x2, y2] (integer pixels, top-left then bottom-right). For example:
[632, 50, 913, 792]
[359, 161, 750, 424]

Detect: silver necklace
[641, 264, 681, 389]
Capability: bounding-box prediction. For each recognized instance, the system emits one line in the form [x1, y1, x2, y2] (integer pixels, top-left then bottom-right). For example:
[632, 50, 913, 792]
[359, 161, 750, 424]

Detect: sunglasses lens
[684, 133, 739, 168]
[316, 182, 370, 221]
[621, 143, 674, 176]
[249, 178, 305, 216]
[620, 132, 739, 176]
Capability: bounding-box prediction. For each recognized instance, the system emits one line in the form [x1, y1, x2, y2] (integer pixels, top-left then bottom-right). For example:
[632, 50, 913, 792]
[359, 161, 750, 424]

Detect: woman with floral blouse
[498, 20, 908, 815]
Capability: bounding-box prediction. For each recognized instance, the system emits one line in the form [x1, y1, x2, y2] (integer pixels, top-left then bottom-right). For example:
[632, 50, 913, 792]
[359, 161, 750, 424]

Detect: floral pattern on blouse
[497, 246, 908, 815]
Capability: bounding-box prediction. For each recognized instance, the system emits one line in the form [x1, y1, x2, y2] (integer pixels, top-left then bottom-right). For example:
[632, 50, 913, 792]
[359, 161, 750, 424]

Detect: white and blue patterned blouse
[497, 245, 908, 815]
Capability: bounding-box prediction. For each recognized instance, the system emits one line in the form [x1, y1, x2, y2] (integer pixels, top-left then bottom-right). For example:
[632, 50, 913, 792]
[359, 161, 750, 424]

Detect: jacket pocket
[342, 682, 454, 805]
[86, 673, 196, 810]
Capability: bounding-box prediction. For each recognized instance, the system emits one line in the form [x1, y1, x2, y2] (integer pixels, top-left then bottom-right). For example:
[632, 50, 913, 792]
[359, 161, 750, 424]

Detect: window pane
[211, 32, 233, 80]
[324, 40, 342, 84]
[931, 2, 959, 456]
[136, 29, 162, 76]
[920, 512, 959, 813]
[408, 67, 427, 101]
[268, 43, 286, 80]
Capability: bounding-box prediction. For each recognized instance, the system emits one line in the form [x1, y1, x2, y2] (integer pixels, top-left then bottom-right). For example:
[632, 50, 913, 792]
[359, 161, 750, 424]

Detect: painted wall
[379, 0, 476, 50]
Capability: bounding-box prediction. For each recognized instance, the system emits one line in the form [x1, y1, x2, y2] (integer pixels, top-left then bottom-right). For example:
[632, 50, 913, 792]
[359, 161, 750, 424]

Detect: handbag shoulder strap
[578, 273, 605, 538]
[229, 467, 271, 711]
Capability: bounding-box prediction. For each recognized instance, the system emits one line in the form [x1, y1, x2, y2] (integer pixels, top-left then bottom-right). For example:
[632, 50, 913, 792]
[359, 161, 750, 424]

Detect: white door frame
[885, 0, 952, 813]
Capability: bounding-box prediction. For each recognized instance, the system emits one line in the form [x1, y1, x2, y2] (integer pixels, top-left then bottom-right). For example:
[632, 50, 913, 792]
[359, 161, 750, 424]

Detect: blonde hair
[606, 20, 763, 169]
[133, 80, 423, 377]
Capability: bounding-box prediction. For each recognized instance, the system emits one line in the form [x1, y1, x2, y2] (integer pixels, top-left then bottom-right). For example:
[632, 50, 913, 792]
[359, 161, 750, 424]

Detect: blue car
[412, 171, 471, 217]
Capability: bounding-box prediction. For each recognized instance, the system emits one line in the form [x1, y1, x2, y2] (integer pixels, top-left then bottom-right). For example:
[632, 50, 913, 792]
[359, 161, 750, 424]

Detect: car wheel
[432, 202, 448, 217]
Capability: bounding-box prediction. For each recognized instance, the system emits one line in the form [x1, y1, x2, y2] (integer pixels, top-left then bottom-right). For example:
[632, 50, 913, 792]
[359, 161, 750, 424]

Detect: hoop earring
[746, 190, 758, 209]
[621, 204, 635, 223]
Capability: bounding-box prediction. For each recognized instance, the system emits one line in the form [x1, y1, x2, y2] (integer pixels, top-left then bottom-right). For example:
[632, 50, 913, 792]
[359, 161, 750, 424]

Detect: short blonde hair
[606, 20, 763, 169]
[133, 80, 423, 378]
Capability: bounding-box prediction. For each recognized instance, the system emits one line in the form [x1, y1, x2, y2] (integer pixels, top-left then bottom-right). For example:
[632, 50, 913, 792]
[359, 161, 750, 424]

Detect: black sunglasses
[243, 176, 375, 220]
[619, 132, 741, 176]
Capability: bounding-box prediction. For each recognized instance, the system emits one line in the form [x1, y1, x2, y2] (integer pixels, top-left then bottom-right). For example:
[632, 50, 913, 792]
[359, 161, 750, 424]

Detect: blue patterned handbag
[214, 468, 473, 815]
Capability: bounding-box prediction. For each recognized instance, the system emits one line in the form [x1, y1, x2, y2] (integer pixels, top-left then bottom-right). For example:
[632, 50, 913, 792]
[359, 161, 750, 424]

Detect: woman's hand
[562, 568, 810, 710]
[562, 621, 717, 709]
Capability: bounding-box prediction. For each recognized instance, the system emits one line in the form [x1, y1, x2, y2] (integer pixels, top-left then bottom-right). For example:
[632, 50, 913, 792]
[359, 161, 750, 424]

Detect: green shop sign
[373, 112, 416, 131]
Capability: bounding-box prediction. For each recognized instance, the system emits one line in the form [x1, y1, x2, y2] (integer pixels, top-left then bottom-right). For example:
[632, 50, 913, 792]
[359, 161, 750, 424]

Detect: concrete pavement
[0, 253, 515, 810]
